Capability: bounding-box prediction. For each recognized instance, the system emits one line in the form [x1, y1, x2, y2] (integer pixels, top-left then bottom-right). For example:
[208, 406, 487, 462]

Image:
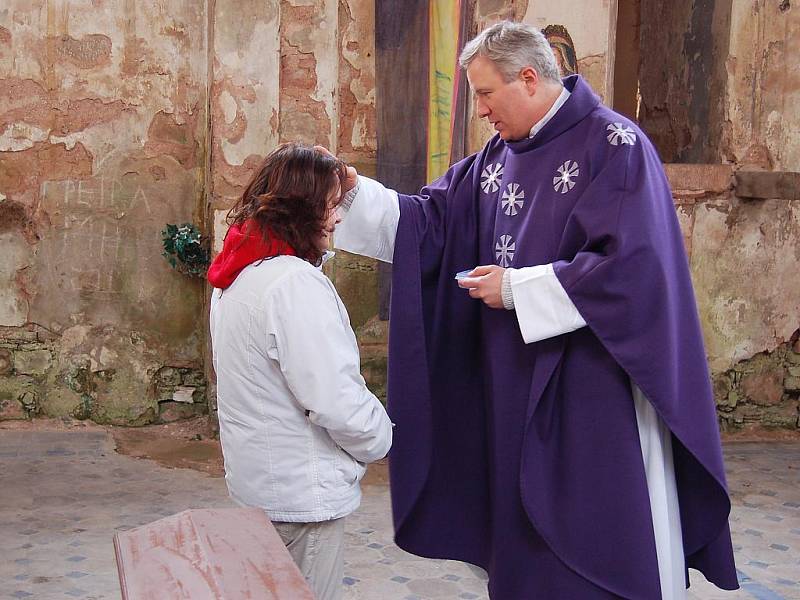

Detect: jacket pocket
[335, 448, 366, 486]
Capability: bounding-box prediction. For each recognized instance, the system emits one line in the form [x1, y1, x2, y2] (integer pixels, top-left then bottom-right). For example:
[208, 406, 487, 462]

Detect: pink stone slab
[113, 507, 314, 600]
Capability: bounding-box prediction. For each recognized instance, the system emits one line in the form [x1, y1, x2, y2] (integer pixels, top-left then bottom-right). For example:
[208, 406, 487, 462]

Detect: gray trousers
[272, 518, 345, 600]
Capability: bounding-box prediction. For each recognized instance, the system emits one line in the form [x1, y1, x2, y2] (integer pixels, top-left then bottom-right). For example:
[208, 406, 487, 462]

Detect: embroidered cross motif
[553, 160, 579, 194]
[480, 163, 504, 194]
[495, 234, 515, 267]
[606, 123, 637, 146]
[501, 182, 525, 216]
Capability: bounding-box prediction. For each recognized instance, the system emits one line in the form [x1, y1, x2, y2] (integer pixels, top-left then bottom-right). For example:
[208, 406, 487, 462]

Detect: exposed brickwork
[0, 141, 93, 196]
[209, 77, 263, 207]
[715, 334, 800, 431]
[337, 0, 377, 165]
[50, 34, 113, 69]
[144, 109, 201, 169]
[278, 1, 332, 146]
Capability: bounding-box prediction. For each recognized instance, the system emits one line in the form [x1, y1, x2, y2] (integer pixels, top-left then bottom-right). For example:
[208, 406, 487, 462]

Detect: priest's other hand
[458, 265, 505, 309]
[314, 145, 359, 192]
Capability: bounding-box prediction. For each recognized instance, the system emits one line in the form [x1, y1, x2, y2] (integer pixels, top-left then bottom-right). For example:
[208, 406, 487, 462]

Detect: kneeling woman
[208, 143, 392, 600]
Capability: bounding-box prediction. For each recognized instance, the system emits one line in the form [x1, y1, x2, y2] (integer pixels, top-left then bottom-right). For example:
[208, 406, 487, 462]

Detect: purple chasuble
[386, 75, 737, 599]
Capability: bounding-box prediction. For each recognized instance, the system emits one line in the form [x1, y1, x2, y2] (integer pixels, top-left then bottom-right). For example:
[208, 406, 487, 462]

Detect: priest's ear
[519, 66, 540, 95]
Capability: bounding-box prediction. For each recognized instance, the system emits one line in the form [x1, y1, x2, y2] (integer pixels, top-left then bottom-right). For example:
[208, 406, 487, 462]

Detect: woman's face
[315, 179, 342, 254]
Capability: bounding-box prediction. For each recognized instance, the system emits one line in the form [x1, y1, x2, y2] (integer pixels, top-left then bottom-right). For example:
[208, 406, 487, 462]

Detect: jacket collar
[207, 220, 296, 289]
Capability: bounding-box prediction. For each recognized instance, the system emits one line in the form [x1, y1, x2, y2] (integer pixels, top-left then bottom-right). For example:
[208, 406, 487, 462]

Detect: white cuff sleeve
[502, 268, 515, 310]
[334, 175, 399, 263]
[339, 178, 361, 211]
[510, 263, 587, 344]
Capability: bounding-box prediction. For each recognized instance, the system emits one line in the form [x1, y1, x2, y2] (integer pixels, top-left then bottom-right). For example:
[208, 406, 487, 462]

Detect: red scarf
[207, 220, 296, 289]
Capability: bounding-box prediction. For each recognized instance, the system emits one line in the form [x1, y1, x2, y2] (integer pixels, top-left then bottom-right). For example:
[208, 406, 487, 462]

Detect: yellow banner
[427, 0, 460, 181]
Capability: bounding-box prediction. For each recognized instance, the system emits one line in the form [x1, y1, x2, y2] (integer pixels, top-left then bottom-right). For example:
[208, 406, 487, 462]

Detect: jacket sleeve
[269, 269, 393, 464]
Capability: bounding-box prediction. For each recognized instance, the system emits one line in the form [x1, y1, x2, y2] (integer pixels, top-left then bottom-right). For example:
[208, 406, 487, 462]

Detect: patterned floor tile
[1, 432, 798, 599]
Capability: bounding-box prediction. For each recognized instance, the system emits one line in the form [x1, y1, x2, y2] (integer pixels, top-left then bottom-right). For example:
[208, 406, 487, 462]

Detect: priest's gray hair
[459, 21, 561, 84]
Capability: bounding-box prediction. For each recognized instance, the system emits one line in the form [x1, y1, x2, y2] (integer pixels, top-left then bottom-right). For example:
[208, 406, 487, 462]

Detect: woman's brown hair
[226, 143, 346, 264]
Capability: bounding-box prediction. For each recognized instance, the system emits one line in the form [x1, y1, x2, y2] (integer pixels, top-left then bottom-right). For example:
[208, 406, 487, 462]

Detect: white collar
[528, 86, 571, 139]
[317, 250, 335, 269]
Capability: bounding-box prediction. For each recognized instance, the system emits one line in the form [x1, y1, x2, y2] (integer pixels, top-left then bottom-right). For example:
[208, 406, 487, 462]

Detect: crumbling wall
[0, 1, 208, 424]
[206, 0, 381, 409]
[1, 0, 381, 425]
[208, 0, 281, 249]
[723, 1, 799, 170]
[638, 0, 798, 171]
[637, 0, 800, 429]
[667, 164, 800, 430]
[3, 1, 796, 432]
[638, 0, 732, 163]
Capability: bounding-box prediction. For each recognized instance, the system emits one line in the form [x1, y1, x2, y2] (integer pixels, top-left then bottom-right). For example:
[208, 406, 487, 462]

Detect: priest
[334, 20, 738, 599]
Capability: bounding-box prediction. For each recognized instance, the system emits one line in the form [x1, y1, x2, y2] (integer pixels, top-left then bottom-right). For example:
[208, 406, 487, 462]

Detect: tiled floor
[0, 431, 798, 599]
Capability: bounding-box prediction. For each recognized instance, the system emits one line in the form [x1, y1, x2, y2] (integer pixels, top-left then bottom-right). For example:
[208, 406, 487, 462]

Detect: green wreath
[161, 223, 210, 277]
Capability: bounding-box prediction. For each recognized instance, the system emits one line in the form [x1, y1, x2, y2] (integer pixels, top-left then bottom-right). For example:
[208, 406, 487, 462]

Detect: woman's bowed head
[226, 142, 348, 265]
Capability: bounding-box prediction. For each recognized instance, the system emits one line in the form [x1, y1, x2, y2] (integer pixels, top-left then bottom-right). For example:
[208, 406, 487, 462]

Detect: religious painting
[542, 24, 578, 77]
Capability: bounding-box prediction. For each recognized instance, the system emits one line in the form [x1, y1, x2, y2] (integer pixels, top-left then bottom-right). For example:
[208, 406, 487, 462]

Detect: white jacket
[210, 255, 392, 522]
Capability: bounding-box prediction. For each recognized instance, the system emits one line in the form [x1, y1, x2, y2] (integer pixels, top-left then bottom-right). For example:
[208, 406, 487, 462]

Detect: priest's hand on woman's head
[314, 145, 359, 192]
[458, 265, 505, 309]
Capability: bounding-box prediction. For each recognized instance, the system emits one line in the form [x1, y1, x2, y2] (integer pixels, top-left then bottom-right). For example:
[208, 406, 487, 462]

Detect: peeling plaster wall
[638, 0, 798, 170]
[0, 0, 381, 423]
[636, 2, 799, 428]
[337, 0, 377, 168]
[331, 0, 381, 333]
[724, 1, 799, 170]
[207, 0, 372, 230]
[209, 0, 281, 244]
[0, 0, 208, 424]
[3, 1, 795, 431]
[279, 0, 338, 147]
[208, 0, 380, 338]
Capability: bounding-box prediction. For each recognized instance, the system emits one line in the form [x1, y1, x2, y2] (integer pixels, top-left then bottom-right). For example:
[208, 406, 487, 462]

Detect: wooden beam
[375, 0, 430, 319]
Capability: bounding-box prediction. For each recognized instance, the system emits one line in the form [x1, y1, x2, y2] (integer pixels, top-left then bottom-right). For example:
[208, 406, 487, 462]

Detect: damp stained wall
[637, 0, 799, 427]
[0, 0, 209, 424]
[724, 0, 799, 170]
[1, 0, 797, 429]
[1, 0, 382, 423]
[670, 164, 800, 429]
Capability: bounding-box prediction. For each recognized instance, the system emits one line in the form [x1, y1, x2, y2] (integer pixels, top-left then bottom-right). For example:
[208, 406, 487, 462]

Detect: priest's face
[467, 55, 537, 141]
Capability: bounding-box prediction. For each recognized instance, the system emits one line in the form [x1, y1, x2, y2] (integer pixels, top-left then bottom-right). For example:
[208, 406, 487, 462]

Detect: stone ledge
[665, 164, 734, 196]
[735, 170, 800, 200]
